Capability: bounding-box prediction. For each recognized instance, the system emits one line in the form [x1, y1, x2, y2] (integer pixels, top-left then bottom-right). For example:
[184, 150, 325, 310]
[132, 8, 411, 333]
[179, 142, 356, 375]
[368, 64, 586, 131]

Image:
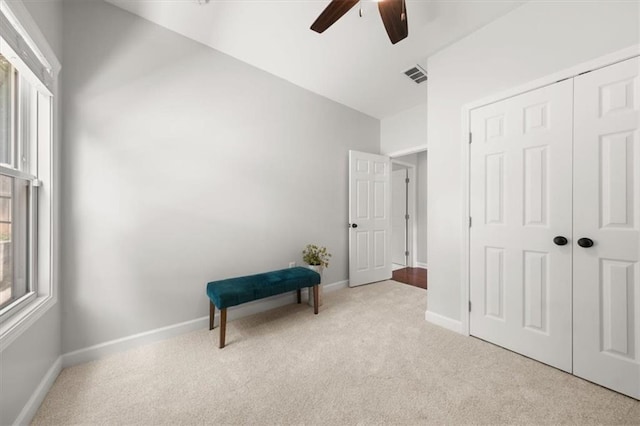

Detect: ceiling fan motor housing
[311, 0, 409, 44]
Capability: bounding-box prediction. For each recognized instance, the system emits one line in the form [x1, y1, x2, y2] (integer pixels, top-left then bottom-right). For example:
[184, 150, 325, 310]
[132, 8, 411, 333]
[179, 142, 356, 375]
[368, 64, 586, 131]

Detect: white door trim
[390, 159, 418, 267]
[386, 144, 428, 159]
[459, 44, 640, 337]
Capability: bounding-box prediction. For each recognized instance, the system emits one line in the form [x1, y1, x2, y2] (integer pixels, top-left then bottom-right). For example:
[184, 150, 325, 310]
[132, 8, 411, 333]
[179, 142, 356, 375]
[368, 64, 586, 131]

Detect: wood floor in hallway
[392, 267, 427, 290]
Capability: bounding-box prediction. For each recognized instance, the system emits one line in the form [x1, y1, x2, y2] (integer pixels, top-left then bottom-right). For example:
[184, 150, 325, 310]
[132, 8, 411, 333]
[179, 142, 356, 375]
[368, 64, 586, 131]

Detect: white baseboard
[416, 262, 428, 269]
[425, 310, 463, 334]
[61, 316, 209, 368]
[13, 356, 62, 426]
[62, 279, 349, 368]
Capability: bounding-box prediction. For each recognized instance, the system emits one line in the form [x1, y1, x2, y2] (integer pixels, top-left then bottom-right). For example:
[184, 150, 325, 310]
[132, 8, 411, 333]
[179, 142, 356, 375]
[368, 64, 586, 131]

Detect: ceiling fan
[310, 0, 408, 45]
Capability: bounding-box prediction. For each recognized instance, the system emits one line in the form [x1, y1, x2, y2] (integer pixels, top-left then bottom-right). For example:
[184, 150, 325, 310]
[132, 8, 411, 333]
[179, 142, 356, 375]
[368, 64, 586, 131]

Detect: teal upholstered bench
[206, 267, 321, 348]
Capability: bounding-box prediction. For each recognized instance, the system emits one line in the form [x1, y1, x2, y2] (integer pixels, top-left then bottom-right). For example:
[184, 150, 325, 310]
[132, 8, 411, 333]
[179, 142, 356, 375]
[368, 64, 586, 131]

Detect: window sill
[0, 293, 56, 351]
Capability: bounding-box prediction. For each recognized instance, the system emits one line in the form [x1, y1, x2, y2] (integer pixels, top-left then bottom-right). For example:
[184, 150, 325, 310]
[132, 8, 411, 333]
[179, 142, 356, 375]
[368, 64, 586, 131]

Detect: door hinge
[469, 132, 473, 144]
[469, 217, 472, 228]
[405, 214, 410, 220]
[405, 177, 410, 184]
[405, 251, 410, 257]
[469, 301, 472, 312]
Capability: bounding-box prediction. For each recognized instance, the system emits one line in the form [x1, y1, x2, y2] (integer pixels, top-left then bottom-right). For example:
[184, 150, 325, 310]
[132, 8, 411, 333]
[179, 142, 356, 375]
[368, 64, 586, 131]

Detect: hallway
[392, 267, 427, 290]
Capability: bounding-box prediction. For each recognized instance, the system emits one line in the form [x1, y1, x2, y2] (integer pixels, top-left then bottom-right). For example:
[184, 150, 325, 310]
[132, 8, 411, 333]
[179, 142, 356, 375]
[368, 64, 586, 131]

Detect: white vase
[307, 265, 323, 307]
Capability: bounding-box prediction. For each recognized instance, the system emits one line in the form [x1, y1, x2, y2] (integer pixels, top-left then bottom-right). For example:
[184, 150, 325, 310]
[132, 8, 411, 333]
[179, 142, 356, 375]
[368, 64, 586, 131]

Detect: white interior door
[573, 57, 640, 399]
[469, 79, 574, 372]
[349, 150, 392, 287]
[392, 168, 407, 266]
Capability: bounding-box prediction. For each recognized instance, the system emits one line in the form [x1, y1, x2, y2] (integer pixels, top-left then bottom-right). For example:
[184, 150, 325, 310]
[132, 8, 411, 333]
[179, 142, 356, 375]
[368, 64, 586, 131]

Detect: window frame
[0, 0, 58, 350]
[0, 168, 39, 322]
[0, 58, 17, 168]
[0, 56, 41, 322]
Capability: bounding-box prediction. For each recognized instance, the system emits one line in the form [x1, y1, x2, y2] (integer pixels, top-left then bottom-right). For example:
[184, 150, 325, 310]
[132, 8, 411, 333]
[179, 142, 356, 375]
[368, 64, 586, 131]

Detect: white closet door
[470, 79, 574, 372]
[573, 57, 640, 399]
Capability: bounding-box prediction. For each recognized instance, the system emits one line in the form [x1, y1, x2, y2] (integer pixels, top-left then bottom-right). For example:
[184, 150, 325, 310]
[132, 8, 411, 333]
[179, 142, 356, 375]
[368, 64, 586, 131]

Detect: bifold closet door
[469, 79, 574, 372]
[573, 57, 640, 399]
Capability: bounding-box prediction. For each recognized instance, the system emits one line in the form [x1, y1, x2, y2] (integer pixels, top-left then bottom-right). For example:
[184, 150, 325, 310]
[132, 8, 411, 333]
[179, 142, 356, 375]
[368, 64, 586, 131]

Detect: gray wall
[23, 0, 63, 58]
[380, 103, 427, 155]
[0, 1, 62, 425]
[0, 306, 61, 425]
[61, 0, 380, 353]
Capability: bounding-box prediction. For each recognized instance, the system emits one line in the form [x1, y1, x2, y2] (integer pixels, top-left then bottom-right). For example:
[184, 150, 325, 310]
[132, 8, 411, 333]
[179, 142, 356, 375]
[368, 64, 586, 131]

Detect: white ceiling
[106, 0, 524, 119]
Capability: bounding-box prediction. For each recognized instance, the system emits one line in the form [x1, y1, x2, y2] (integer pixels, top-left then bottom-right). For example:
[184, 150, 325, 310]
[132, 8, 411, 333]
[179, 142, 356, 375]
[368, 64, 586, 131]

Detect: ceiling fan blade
[310, 0, 359, 34]
[378, 0, 408, 44]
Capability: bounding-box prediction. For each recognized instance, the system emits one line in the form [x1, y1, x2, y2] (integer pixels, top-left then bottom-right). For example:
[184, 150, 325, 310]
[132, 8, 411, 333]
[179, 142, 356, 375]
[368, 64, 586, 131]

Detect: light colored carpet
[33, 281, 639, 425]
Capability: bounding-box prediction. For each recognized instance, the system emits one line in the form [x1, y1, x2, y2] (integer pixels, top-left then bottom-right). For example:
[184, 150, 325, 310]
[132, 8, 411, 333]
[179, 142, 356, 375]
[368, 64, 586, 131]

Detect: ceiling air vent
[404, 65, 427, 84]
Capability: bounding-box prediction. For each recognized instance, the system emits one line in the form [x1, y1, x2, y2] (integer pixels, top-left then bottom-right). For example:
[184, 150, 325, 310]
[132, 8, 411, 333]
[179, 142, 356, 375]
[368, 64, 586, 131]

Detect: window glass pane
[0, 175, 29, 310]
[19, 74, 33, 174]
[0, 175, 11, 307]
[0, 55, 11, 165]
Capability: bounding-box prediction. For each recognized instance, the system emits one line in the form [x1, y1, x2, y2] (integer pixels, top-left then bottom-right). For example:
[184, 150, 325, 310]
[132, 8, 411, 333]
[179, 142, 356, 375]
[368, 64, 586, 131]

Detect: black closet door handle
[577, 238, 594, 248]
[553, 236, 568, 246]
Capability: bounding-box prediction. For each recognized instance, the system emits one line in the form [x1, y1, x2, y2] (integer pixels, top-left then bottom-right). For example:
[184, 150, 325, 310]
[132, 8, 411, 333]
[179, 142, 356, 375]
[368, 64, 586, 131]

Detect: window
[0, 53, 39, 320]
[0, 1, 57, 334]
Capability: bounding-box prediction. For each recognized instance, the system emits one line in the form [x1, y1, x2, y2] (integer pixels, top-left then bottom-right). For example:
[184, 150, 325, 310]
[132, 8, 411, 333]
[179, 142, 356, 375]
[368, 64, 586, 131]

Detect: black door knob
[577, 238, 594, 248]
[553, 236, 568, 246]
[351, 223, 358, 228]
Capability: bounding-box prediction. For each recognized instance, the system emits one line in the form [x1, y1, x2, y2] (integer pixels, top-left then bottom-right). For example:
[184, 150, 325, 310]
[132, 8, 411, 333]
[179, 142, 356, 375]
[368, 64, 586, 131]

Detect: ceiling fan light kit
[311, 0, 409, 45]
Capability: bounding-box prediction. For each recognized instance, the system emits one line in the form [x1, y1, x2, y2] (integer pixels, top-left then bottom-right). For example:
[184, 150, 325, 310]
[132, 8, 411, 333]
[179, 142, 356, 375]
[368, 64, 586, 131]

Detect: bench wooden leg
[313, 285, 319, 315]
[219, 308, 227, 348]
[209, 301, 215, 330]
[297, 288, 301, 304]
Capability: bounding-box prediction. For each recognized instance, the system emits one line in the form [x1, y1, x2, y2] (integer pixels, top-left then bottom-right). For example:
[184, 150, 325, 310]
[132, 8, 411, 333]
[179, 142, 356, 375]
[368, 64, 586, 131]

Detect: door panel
[349, 150, 391, 287]
[484, 246, 505, 319]
[356, 181, 369, 219]
[470, 79, 574, 372]
[523, 250, 548, 332]
[573, 57, 640, 399]
[485, 153, 505, 224]
[523, 146, 548, 226]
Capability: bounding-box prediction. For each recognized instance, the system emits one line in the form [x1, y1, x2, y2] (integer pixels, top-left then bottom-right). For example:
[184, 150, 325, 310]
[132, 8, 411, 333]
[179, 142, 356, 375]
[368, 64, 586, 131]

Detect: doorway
[391, 163, 411, 269]
[391, 152, 427, 289]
